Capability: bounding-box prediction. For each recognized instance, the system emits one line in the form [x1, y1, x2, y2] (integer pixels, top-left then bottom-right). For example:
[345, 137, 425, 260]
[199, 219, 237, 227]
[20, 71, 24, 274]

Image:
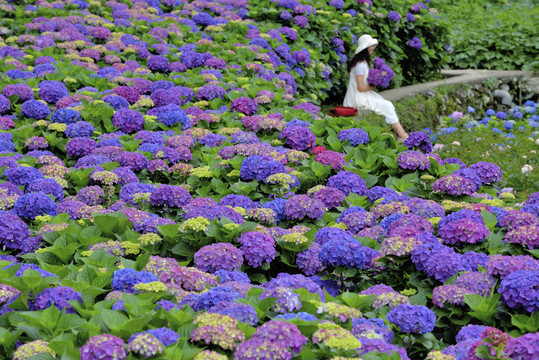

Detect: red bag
[328, 106, 357, 117]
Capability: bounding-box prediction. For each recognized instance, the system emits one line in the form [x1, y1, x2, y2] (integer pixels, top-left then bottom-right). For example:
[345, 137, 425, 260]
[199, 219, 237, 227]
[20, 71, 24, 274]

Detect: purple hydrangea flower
[128, 333, 163, 357]
[279, 126, 316, 151]
[2, 84, 34, 103]
[338, 128, 369, 146]
[327, 171, 367, 196]
[319, 238, 366, 268]
[432, 175, 476, 196]
[38, 80, 68, 103]
[66, 137, 97, 158]
[500, 210, 538, 231]
[404, 132, 433, 153]
[486, 254, 539, 279]
[498, 270, 539, 312]
[65, 121, 95, 138]
[294, 15, 308, 28]
[234, 338, 293, 360]
[408, 37, 422, 49]
[506, 332, 539, 360]
[230, 97, 257, 115]
[209, 301, 258, 326]
[51, 108, 82, 124]
[387, 304, 436, 334]
[186, 286, 240, 312]
[314, 151, 346, 170]
[284, 194, 326, 221]
[397, 150, 431, 170]
[194, 243, 243, 273]
[112, 108, 144, 134]
[237, 231, 275, 268]
[469, 161, 502, 184]
[387, 11, 402, 22]
[196, 85, 225, 101]
[343, 211, 377, 233]
[146, 328, 179, 347]
[439, 218, 490, 244]
[432, 284, 469, 307]
[240, 155, 286, 182]
[455, 272, 496, 296]
[149, 185, 191, 207]
[296, 243, 324, 276]
[147, 55, 170, 72]
[31, 286, 82, 313]
[80, 334, 126, 360]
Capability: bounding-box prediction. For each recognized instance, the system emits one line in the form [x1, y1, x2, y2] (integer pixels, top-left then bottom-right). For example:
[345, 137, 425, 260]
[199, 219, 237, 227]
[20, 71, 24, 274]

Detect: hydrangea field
[0, 0, 537, 360]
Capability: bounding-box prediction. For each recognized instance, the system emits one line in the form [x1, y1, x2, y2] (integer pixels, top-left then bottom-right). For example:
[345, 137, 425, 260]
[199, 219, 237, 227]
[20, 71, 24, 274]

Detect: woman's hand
[355, 75, 376, 92]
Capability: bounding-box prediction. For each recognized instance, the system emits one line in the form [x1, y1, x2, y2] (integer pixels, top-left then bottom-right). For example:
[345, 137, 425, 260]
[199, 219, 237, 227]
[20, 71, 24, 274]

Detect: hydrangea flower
[397, 150, 430, 170]
[404, 132, 433, 153]
[387, 304, 436, 334]
[279, 126, 316, 150]
[338, 128, 369, 146]
[149, 185, 191, 207]
[194, 243, 244, 273]
[21, 100, 50, 120]
[31, 286, 82, 313]
[80, 334, 126, 360]
[327, 171, 367, 196]
[128, 333, 163, 357]
[13, 340, 56, 360]
[469, 161, 502, 184]
[111, 268, 158, 293]
[190, 312, 245, 350]
[319, 238, 366, 268]
[439, 218, 490, 244]
[314, 227, 355, 246]
[112, 108, 144, 134]
[506, 332, 539, 360]
[283, 194, 325, 220]
[498, 270, 539, 312]
[260, 286, 302, 313]
[237, 231, 276, 268]
[432, 175, 476, 196]
[230, 97, 258, 115]
[14, 192, 57, 220]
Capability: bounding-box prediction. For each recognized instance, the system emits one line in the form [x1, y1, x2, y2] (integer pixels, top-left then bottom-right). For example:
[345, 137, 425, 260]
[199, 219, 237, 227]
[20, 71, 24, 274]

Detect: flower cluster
[368, 57, 395, 88]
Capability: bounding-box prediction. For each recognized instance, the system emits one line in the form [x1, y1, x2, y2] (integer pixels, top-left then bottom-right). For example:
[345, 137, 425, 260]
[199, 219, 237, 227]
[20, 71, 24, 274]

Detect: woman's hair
[347, 48, 371, 73]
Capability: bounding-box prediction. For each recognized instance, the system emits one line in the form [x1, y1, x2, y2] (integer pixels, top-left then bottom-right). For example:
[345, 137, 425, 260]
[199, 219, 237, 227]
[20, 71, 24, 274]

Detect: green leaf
[365, 174, 379, 188]
[100, 309, 129, 329]
[93, 213, 132, 236]
[481, 209, 498, 231]
[511, 312, 539, 333]
[56, 314, 86, 332]
[463, 294, 500, 325]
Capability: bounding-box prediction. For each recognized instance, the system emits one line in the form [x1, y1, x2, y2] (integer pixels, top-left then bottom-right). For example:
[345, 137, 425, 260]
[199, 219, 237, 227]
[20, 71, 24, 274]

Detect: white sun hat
[355, 34, 379, 54]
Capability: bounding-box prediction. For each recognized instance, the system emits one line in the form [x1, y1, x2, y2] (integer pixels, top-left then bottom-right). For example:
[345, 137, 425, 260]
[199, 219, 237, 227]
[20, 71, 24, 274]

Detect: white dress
[343, 61, 399, 124]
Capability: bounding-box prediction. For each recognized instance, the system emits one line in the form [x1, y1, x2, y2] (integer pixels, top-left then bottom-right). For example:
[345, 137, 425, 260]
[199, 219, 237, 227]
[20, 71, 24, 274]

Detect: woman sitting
[343, 34, 408, 141]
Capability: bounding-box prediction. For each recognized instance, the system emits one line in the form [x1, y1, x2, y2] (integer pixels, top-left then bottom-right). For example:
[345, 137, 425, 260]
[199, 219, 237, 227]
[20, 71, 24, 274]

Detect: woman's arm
[356, 75, 376, 92]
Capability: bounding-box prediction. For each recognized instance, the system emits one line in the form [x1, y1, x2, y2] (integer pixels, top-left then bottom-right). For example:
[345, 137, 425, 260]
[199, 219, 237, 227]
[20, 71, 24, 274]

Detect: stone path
[379, 69, 538, 102]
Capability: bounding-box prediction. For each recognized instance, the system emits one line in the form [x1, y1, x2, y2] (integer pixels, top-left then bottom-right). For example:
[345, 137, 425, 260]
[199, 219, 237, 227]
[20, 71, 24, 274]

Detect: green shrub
[247, 0, 450, 102]
[436, 0, 539, 70]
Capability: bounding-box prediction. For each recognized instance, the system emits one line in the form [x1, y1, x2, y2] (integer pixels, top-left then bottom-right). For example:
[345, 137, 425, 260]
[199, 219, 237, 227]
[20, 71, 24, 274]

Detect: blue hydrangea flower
[386, 304, 436, 335]
[21, 100, 50, 120]
[111, 268, 158, 293]
[14, 192, 57, 220]
[319, 238, 366, 268]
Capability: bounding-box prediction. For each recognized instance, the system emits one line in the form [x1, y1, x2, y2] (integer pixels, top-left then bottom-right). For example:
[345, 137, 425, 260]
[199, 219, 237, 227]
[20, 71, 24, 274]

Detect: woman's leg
[390, 121, 408, 140]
